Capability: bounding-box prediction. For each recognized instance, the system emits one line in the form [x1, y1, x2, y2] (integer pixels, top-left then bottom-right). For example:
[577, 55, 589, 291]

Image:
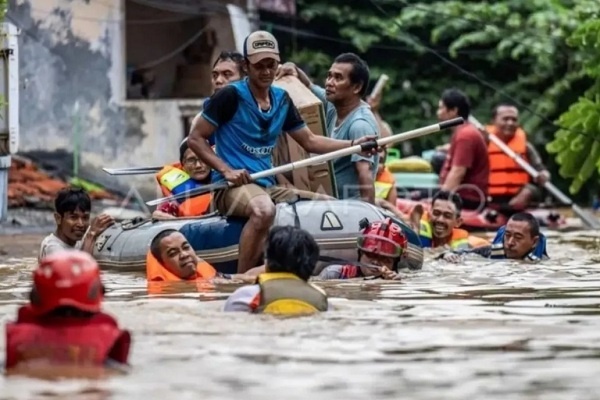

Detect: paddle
[145, 117, 465, 207]
[102, 166, 163, 176]
[469, 115, 600, 229]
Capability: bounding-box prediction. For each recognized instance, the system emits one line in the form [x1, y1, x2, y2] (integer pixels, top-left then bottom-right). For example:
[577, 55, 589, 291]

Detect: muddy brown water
[1, 229, 600, 400]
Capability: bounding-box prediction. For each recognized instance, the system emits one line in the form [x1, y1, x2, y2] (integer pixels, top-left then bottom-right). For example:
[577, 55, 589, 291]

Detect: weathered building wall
[8, 0, 243, 201]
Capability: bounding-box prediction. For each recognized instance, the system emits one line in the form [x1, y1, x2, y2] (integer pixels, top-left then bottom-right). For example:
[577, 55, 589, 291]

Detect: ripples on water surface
[1, 231, 600, 400]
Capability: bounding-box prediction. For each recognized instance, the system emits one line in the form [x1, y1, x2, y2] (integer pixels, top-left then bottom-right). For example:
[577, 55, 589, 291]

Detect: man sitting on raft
[224, 225, 328, 315]
[440, 212, 548, 262]
[152, 138, 213, 220]
[187, 30, 377, 274]
[317, 218, 408, 280]
[419, 191, 489, 250]
[146, 229, 261, 282]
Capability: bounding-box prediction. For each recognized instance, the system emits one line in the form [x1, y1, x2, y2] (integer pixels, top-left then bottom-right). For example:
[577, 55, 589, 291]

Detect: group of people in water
[5, 30, 551, 374]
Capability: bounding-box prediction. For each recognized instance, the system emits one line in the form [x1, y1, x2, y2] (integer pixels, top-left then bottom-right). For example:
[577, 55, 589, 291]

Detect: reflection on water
[1, 231, 600, 399]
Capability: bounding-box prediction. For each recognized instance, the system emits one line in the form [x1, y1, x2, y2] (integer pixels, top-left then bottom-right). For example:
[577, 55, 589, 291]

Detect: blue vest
[490, 225, 548, 261]
[209, 79, 293, 188]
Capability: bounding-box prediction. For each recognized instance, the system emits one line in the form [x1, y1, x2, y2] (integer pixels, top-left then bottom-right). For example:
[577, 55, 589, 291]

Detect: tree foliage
[260, 0, 600, 201]
[545, 1, 600, 194]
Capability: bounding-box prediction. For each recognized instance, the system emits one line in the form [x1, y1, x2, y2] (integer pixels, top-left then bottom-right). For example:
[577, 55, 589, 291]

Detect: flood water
[1, 230, 600, 400]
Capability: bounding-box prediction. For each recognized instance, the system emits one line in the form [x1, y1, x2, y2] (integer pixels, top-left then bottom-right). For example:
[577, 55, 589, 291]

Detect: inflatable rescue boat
[93, 199, 424, 274]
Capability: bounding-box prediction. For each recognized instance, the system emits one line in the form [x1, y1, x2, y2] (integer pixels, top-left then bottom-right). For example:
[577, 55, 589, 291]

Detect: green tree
[545, 1, 600, 194]
[260, 0, 599, 201]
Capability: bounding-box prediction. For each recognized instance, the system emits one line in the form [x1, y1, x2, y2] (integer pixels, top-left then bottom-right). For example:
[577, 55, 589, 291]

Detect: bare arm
[356, 160, 375, 204]
[441, 166, 467, 191]
[187, 86, 240, 176]
[289, 126, 353, 154]
[188, 116, 228, 174]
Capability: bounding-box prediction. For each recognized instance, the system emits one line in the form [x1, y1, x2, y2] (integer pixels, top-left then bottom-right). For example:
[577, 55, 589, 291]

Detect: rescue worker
[440, 212, 548, 262]
[5, 251, 131, 373]
[224, 225, 328, 315]
[419, 190, 489, 250]
[276, 54, 380, 203]
[146, 229, 262, 283]
[187, 30, 377, 274]
[317, 218, 408, 280]
[486, 104, 551, 210]
[39, 187, 114, 261]
[152, 138, 212, 220]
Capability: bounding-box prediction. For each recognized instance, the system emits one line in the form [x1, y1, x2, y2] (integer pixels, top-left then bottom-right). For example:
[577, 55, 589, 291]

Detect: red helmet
[31, 250, 104, 316]
[357, 218, 408, 259]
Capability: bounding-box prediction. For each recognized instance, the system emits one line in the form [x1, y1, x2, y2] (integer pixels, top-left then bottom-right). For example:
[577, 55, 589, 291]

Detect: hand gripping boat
[93, 199, 424, 274]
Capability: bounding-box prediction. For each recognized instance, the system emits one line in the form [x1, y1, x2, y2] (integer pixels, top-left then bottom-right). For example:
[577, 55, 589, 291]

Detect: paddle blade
[102, 167, 162, 176]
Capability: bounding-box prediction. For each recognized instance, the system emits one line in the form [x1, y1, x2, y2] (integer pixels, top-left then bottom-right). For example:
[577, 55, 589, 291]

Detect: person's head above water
[212, 50, 245, 93]
[504, 212, 540, 259]
[357, 218, 408, 276]
[179, 138, 211, 182]
[242, 30, 281, 90]
[150, 230, 198, 279]
[430, 190, 463, 241]
[30, 250, 105, 318]
[264, 226, 319, 281]
[53, 187, 92, 245]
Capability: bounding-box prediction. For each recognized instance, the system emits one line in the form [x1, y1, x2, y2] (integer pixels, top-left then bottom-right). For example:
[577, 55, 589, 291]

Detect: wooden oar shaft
[145, 117, 464, 207]
[469, 115, 600, 229]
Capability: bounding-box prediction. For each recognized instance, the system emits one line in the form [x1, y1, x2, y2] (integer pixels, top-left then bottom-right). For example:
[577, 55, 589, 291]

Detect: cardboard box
[272, 76, 338, 197]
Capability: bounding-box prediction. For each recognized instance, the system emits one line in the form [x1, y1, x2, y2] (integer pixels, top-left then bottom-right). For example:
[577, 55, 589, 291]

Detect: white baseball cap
[243, 31, 280, 64]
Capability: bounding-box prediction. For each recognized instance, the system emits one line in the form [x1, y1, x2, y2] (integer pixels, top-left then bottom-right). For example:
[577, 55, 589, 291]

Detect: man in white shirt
[39, 187, 114, 261]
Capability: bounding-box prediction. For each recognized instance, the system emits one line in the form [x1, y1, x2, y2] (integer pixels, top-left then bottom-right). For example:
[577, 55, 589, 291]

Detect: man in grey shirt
[39, 187, 114, 261]
[276, 54, 380, 203]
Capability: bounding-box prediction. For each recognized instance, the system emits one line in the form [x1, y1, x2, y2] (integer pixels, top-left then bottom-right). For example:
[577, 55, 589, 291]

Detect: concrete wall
[8, 0, 243, 201]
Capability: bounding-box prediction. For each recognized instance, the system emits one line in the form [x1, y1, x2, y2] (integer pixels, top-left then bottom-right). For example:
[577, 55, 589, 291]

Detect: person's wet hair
[432, 190, 463, 215]
[333, 53, 370, 97]
[213, 51, 245, 76]
[509, 212, 540, 237]
[54, 187, 91, 216]
[440, 88, 471, 120]
[150, 229, 178, 263]
[264, 226, 319, 281]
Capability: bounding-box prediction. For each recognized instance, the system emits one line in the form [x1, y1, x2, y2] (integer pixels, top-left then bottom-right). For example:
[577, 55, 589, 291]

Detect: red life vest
[5, 305, 131, 369]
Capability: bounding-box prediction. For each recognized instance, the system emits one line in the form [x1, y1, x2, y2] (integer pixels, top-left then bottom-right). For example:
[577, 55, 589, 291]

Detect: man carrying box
[187, 31, 378, 274]
[275, 54, 380, 203]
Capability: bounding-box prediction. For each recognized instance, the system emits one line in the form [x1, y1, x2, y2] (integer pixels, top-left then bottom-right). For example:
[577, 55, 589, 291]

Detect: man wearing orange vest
[486, 104, 551, 209]
[419, 190, 489, 252]
[146, 229, 262, 283]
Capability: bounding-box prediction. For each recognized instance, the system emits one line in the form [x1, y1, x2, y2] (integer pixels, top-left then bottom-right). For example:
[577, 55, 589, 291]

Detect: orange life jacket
[486, 125, 530, 196]
[145, 250, 218, 295]
[145, 250, 217, 282]
[375, 166, 395, 200]
[155, 163, 212, 217]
